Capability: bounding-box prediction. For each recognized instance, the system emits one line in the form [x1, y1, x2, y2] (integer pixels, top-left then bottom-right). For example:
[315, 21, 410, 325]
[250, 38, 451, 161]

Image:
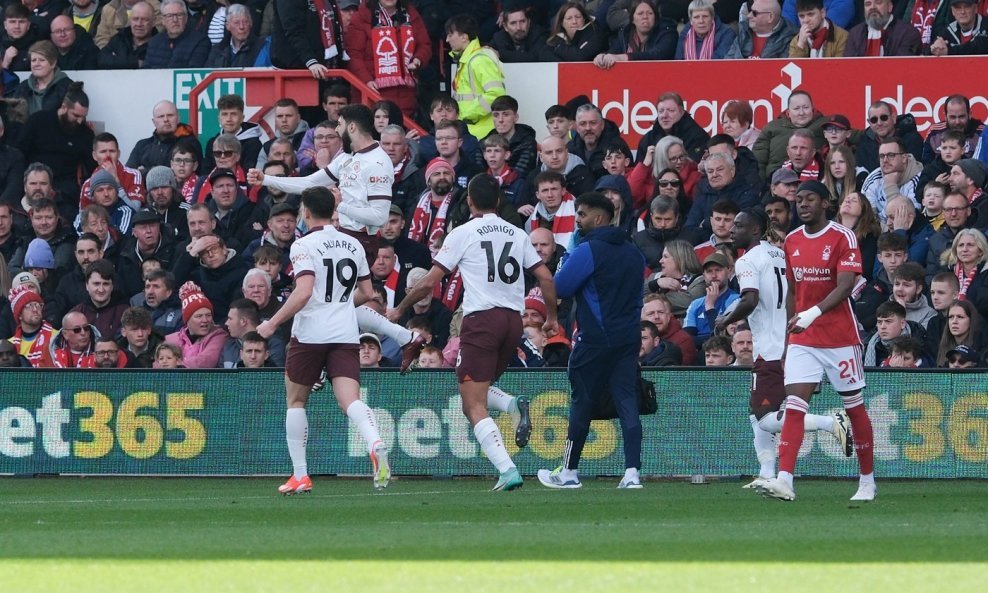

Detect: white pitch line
[0, 489, 474, 506]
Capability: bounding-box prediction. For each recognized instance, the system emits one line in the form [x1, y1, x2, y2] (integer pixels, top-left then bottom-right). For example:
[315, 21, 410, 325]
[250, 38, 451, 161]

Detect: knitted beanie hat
[9, 284, 43, 321]
[179, 281, 213, 324]
[146, 166, 178, 191]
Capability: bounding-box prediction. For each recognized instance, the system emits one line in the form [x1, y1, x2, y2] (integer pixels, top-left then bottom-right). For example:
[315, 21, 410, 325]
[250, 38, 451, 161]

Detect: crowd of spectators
[2, 0, 988, 371]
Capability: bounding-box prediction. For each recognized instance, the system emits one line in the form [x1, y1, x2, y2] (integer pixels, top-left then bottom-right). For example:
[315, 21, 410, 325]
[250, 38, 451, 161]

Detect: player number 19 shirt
[433, 214, 543, 316]
[784, 222, 863, 348]
[290, 225, 371, 344]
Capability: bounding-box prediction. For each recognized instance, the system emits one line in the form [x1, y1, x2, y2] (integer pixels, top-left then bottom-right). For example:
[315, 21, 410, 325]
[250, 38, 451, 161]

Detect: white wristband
[795, 306, 823, 329]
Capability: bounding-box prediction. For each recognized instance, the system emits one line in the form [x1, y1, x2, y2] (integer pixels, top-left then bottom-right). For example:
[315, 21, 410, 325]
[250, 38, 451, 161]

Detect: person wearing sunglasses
[726, 0, 796, 60]
[50, 311, 99, 368]
[853, 100, 924, 174]
[191, 134, 248, 205]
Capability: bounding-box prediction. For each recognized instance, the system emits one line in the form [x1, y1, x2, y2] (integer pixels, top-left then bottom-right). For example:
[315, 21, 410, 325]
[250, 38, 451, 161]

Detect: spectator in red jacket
[345, 0, 431, 117]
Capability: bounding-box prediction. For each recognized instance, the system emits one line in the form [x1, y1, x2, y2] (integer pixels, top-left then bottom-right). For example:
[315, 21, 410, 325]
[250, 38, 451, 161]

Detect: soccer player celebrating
[715, 208, 852, 490]
[257, 186, 391, 494]
[389, 174, 559, 491]
[248, 104, 427, 372]
[756, 181, 876, 502]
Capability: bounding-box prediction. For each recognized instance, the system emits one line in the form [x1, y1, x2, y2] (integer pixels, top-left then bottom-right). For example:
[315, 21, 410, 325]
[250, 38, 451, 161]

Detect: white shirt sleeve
[289, 241, 315, 277]
[262, 168, 336, 195]
[337, 199, 390, 228]
[735, 255, 759, 294]
[434, 227, 467, 272]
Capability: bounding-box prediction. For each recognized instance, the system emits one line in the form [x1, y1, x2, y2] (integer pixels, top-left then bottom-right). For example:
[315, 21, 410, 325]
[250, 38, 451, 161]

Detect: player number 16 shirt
[784, 222, 863, 348]
[433, 214, 543, 316]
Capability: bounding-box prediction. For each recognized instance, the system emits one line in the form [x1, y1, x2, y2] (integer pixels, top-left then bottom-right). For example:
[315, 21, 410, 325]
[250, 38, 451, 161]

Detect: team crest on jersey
[821, 245, 831, 261]
[793, 267, 803, 281]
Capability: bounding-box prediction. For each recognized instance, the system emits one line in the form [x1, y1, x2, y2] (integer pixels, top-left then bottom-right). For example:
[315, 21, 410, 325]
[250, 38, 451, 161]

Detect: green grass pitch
[1, 477, 985, 593]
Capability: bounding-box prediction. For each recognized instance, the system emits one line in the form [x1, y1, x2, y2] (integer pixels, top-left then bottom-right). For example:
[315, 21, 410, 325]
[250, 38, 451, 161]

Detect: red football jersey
[784, 222, 863, 348]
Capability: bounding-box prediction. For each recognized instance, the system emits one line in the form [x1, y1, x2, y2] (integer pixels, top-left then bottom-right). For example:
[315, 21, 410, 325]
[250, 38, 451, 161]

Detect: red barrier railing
[187, 68, 427, 139]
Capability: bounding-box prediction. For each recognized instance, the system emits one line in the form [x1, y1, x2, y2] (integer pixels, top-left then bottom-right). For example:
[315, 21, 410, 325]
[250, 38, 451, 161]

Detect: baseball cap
[824, 114, 851, 130]
[131, 209, 160, 226]
[359, 332, 382, 349]
[702, 252, 732, 269]
[771, 168, 799, 185]
[339, 0, 359, 8]
[389, 203, 404, 218]
[269, 202, 298, 218]
[208, 168, 237, 184]
[947, 345, 979, 364]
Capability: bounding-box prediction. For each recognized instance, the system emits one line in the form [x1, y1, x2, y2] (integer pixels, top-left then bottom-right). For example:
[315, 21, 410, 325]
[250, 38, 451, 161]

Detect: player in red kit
[755, 181, 876, 502]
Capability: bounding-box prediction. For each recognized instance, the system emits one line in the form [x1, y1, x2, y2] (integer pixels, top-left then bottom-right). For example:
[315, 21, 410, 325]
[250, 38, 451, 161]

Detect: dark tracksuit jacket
[554, 225, 645, 469]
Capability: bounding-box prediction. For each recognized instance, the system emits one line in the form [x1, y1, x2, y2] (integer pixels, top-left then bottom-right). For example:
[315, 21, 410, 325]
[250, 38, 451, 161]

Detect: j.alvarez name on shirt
[317, 239, 359, 256]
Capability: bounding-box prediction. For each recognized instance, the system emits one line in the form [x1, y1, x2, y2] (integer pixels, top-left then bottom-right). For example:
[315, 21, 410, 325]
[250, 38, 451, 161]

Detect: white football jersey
[326, 144, 393, 234]
[735, 241, 788, 361]
[434, 214, 542, 316]
[289, 225, 370, 344]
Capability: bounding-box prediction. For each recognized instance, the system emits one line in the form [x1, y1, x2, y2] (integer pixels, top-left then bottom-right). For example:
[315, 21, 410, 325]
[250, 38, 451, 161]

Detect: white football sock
[356, 306, 414, 346]
[750, 414, 776, 479]
[623, 467, 640, 481]
[808, 413, 834, 433]
[473, 417, 515, 473]
[346, 400, 382, 454]
[487, 385, 516, 414]
[286, 408, 308, 479]
[860, 472, 875, 485]
[758, 411, 833, 434]
[777, 470, 794, 488]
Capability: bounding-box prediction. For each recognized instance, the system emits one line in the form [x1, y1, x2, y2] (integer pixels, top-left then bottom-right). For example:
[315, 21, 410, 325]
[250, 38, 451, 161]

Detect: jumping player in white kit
[715, 208, 852, 490]
[248, 104, 427, 373]
[257, 186, 391, 494]
[389, 174, 560, 491]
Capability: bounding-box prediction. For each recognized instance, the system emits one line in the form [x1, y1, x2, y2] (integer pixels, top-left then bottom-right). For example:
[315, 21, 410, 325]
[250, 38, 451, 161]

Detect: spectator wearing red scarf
[346, 0, 432, 116]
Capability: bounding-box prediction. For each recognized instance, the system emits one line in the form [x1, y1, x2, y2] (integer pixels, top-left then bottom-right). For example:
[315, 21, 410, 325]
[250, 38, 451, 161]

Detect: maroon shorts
[338, 227, 379, 265]
[750, 358, 786, 419]
[285, 338, 360, 386]
[455, 308, 522, 384]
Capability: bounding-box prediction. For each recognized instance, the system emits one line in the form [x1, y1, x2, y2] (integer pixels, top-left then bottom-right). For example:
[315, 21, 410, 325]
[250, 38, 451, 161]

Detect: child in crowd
[252, 244, 291, 302]
[702, 335, 734, 367]
[417, 345, 445, 368]
[154, 343, 184, 369]
[922, 181, 947, 231]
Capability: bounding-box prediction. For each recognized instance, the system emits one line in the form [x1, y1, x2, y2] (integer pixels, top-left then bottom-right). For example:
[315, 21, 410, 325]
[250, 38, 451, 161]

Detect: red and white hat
[425, 157, 454, 180]
[179, 281, 213, 324]
[9, 284, 43, 321]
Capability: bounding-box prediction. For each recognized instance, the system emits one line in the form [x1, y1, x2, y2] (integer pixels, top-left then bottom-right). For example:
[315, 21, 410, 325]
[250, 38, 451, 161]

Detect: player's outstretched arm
[249, 167, 336, 194]
[257, 275, 315, 338]
[387, 265, 445, 322]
